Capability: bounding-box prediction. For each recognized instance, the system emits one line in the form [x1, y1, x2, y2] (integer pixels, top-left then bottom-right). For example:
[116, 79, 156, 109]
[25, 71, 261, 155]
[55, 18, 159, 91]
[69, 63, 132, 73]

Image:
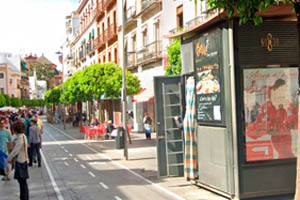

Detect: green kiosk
[166, 6, 298, 200]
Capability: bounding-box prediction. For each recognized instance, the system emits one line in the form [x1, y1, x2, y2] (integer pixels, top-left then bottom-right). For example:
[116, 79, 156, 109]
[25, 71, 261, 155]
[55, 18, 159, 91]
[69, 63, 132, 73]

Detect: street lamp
[56, 50, 66, 130]
[121, 0, 128, 160]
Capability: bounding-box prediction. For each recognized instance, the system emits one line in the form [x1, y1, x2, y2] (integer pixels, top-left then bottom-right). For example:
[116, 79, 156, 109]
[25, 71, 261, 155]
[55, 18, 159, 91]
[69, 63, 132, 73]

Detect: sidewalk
[52, 122, 228, 200]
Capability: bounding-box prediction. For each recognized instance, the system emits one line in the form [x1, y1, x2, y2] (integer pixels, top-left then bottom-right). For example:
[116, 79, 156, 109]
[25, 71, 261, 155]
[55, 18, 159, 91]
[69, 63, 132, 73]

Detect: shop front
[177, 13, 299, 199]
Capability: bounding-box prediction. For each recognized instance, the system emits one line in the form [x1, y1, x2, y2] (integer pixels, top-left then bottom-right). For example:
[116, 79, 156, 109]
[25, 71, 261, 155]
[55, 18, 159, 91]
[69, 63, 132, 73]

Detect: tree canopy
[165, 38, 182, 75]
[45, 62, 141, 105]
[205, 0, 294, 25]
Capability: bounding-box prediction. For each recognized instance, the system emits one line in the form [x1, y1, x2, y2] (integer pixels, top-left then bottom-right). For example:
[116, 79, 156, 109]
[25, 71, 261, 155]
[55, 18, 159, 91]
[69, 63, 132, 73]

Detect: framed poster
[243, 67, 298, 161]
[194, 29, 224, 125]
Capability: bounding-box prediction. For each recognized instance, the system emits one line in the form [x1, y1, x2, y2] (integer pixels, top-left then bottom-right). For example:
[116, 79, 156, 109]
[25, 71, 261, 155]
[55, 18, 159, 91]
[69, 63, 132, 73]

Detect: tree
[3, 94, 10, 106]
[165, 38, 182, 75]
[0, 94, 6, 107]
[45, 86, 62, 105]
[201, 0, 300, 199]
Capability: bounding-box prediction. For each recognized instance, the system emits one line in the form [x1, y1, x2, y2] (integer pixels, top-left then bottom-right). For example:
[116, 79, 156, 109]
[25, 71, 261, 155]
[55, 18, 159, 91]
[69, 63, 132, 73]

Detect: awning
[132, 86, 154, 103]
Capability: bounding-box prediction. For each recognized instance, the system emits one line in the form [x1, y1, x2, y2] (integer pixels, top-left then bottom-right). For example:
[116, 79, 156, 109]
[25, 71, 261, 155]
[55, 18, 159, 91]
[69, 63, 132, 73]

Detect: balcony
[126, 53, 136, 67]
[94, 35, 105, 50]
[136, 40, 162, 64]
[86, 40, 95, 55]
[125, 6, 136, 23]
[141, 0, 160, 11]
[105, 24, 117, 43]
[79, 49, 86, 61]
[103, 0, 116, 10]
[94, 1, 104, 21]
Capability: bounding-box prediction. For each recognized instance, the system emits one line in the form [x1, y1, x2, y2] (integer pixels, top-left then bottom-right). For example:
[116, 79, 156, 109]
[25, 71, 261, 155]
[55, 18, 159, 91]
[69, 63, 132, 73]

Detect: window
[176, 5, 183, 29]
[10, 79, 13, 84]
[0, 88, 4, 94]
[142, 28, 148, 47]
[0, 73, 4, 79]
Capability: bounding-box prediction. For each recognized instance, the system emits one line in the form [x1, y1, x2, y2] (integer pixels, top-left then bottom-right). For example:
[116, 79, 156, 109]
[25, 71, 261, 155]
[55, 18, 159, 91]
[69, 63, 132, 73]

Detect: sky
[0, 0, 78, 71]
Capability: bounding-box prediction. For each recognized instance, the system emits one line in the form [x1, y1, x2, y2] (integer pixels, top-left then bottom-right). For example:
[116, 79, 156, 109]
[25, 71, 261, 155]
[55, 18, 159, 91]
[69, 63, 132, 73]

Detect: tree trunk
[98, 98, 102, 123]
[295, 2, 300, 200]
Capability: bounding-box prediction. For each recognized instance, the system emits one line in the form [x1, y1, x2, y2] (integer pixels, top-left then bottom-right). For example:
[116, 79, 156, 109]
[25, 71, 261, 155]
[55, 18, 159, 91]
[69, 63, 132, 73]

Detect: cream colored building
[0, 53, 21, 98]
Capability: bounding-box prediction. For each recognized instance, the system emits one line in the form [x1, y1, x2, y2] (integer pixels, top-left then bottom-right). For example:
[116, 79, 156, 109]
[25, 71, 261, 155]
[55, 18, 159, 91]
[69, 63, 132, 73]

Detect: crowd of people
[0, 109, 43, 200]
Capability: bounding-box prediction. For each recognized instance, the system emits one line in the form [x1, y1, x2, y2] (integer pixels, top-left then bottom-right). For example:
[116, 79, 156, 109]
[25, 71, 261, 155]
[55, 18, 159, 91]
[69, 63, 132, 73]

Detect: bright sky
[0, 0, 78, 70]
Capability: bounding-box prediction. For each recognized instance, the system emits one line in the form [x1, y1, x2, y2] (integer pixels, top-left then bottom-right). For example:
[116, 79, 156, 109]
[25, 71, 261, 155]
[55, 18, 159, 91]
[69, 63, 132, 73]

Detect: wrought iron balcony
[136, 40, 162, 64]
[126, 53, 136, 67]
[125, 6, 136, 23]
[104, 24, 117, 42]
[94, 1, 104, 20]
[141, 0, 159, 10]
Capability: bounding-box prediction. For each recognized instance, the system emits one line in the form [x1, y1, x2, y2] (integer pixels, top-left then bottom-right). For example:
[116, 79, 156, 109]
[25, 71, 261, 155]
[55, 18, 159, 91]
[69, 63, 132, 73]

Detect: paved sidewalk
[51, 122, 228, 200]
[0, 162, 56, 200]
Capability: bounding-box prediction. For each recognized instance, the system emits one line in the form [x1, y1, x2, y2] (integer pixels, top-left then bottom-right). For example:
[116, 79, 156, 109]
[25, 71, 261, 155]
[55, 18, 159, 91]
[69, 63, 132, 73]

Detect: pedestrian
[0, 118, 12, 181]
[90, 117, 99, 127]
[143, 112, 152, 140]
[34, 114, 43, 134]
[28, 120, 42, 167]
[7, 120, 29, 200]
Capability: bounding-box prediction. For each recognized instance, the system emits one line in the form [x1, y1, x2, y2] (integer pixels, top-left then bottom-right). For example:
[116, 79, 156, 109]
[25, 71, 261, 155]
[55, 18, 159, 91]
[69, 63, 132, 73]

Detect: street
[41, 123, 177, 200]
[0, 120, 227, 200]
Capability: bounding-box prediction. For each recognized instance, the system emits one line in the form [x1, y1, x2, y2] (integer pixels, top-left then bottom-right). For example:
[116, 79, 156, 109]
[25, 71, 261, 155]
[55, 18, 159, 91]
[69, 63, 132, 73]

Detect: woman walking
[7, 120, 29, 200]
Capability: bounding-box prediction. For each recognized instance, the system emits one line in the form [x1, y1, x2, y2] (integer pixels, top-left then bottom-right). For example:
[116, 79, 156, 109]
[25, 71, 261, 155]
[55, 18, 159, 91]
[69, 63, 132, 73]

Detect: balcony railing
[125, 6, 136, 22]
[141, 0, 157, 10]
[127, 53, 136, 67]
[94, 35, 105, 49]
[105, 24, 117, 42]
[79, 49, 86, 60]
[94, 1, 104, 20]
[136, 40, 162, 64]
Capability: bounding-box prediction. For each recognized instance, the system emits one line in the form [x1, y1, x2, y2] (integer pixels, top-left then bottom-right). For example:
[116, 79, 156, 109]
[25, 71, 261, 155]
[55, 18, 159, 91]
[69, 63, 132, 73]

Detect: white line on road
[80, 164, 86, 169]
[64, 149, 69, 153]
[40, 150, 64, 200]
[86, 156, 92, 160]
[89, 162, 105, 165]
[114, 196, 122, 200]
[64, 162, 69, 166]
[61, 146, 64, 149]
[49, 124, 185, 200]
[99, 182, 109, 189]
[88, 171, 96, 178]
[69, 154, 73, 157]
[74, 158, 78, 162]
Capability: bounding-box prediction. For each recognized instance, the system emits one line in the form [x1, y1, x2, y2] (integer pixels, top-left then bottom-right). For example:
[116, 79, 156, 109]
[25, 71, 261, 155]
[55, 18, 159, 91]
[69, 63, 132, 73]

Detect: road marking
[74, 158, 79, 162]
[114, 196, 122, 200]
[80, 164, 86, 169]
[61, 146, 64, 149]
[88, 171, 96, 178]
[89, 162, 105, 165]
[64, 162, 69, 166]
[64, 149, 68, 153]
[69, 154, 73, 157]
[99, 182, 109, 189]
[48, 124, 185, 200]
[86, 156, 92, 160]
[40, 150, 64, 200]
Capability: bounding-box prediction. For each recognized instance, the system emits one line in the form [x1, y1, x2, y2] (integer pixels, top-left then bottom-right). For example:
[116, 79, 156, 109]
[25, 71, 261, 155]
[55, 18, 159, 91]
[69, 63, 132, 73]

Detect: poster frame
[194, 28, 226, 127]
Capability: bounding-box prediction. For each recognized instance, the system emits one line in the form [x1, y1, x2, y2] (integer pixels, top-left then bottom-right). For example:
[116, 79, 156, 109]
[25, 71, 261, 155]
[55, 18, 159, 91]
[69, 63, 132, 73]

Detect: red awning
[132, 87, 154, 103]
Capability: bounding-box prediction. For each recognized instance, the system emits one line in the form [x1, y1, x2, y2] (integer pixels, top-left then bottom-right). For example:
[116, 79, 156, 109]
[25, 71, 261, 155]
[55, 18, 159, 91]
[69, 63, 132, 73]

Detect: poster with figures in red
[243, 68, 298, 161]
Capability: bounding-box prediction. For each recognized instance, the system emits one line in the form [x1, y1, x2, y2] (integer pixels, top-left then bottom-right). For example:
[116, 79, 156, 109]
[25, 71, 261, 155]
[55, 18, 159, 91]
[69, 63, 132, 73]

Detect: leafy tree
[3, 94, 10, 106]
[0, 94, 6, 107]
[165, 38, 182, 75]
[45, 86, 62, 105]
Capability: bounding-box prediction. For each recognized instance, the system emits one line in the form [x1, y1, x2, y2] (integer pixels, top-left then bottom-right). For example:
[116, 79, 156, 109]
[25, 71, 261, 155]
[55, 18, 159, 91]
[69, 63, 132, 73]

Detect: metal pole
[62, 51, 66, 130]
[121, 0, 128, 160]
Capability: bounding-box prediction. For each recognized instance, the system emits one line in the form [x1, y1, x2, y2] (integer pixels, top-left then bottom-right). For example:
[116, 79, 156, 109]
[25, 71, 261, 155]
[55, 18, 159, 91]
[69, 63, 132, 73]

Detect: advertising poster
[194, 30, 222, 123]
[243, 68, 298, 161]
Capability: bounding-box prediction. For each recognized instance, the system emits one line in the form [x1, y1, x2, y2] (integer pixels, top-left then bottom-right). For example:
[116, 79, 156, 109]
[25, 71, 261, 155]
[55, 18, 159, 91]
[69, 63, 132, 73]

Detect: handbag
[14, 135, 29, 180]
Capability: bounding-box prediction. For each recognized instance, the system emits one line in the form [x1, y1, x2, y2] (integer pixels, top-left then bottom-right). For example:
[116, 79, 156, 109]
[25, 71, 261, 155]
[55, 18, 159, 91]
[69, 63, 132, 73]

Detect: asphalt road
[42, 123, 182, 200]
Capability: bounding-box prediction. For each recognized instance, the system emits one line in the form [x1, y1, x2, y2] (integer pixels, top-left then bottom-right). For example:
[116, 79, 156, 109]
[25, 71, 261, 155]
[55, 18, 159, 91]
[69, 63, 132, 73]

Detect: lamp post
[56, 50, 66, 130]
[121, 0, 128, 160]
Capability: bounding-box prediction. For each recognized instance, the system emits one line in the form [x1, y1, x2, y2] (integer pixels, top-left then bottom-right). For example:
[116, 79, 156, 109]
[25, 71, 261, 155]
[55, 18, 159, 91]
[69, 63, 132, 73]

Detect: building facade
[0, 53, 22, 98]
